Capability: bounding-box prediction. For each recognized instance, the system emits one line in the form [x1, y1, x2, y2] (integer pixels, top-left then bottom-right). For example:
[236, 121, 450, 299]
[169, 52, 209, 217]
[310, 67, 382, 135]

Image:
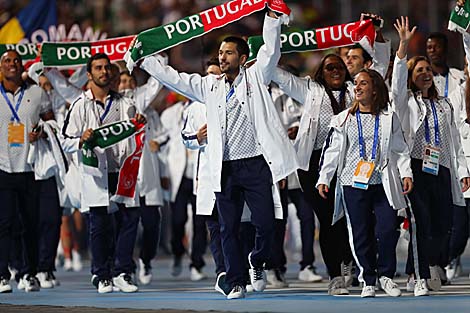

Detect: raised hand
[394, 16, 417, 43]
[394, 16, 417, 59]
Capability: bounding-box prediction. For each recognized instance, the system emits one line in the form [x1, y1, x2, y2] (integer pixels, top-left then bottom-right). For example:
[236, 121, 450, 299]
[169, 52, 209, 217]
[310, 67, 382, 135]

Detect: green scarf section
[449, 0, 470, 33]
[125, 0, 275, 70]
[82, 119, 145, 170]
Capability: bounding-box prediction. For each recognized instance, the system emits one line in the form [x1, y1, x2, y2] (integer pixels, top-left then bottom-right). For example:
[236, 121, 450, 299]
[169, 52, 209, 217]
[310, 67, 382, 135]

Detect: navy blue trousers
[298, 149, 352, 279]
[89, 173, 140, 280]
[37, 177, 62, 273]
[0, 170, 39, 279]
[215, 156, 275, 287]
[266, 186, 287, 272]
[139, 198, 161, 269]
[289, 188, 316, 270]
[170, 176, 207, 270]
[206, 206, 226, 275]
[343, 185, 398, 286]
[448, 203, 469, 261]
[406, 159, 453, 279]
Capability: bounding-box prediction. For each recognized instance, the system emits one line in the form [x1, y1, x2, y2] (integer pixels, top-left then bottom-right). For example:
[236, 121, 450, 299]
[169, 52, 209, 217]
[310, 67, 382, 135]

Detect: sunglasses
[324, 63, 345, 72]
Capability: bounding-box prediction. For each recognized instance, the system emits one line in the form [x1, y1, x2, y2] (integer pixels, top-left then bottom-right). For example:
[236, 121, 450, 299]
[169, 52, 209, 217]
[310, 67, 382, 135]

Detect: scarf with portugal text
[81, 119, 145, 202]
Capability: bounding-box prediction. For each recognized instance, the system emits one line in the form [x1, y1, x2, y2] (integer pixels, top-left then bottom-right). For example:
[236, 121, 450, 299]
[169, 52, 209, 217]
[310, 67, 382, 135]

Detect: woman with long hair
[392, 16, 470, 296]
[272, 54, 354, 295]
[316, 68, 413, 297]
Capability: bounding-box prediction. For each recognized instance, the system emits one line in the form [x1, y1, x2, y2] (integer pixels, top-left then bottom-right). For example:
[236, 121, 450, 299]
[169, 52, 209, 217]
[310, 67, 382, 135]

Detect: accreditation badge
[352, 160, 375, 190]
[422, 145, 440, 176]
[7, 122, 25, 147]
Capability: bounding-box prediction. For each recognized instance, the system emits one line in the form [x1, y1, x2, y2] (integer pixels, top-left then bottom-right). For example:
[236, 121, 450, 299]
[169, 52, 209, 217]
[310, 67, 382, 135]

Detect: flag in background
[0, 0, 57, 44]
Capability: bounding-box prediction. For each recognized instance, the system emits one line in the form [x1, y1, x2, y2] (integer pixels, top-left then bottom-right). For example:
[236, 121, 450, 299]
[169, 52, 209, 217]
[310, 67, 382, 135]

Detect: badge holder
[352, 159, 375, 190]
[422, 145, 440, 176]
[8, 122, 25, 147]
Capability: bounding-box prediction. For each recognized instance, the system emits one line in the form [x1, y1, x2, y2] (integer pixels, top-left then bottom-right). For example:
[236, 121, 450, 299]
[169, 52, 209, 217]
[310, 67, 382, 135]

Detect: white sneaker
[22, 275, 40, 292]
[361, 285, 376, 298]
[245, 284, 254, 293]
[379, 276, 401, 297]
[298, 266, 322, 282]
[328, 276, 349, 295]
[248, 252, 266, 292]
[267, 269, 289, 288]
[138, 259, 152, 285]
[36, 272, 53, 289]
[63, 258, 73, 271]
[0, 278, 12, 293]
[226, 285, 245, 299]
[72, 250, 83, 272]
[215, 272, 231, 296]
[98, 279, 113, 293]
[190, 267, 207, 281]
[414, 279, 430, 297]
[50, 272, 60, 287]
[427, 266, 441, 291]
[113, 273, 138, 293]
[17, 278, 25, 290]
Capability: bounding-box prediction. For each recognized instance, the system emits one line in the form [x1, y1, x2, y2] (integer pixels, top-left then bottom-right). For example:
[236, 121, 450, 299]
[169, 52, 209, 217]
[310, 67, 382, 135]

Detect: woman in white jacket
[272, 54, 354, 295]
[392, 17, 470, 295]
[317, 68, 413, 298]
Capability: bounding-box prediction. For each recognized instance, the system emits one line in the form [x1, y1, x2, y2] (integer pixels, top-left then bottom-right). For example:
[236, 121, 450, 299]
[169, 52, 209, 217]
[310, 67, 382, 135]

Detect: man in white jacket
[62, 53, 145, 293]
[138, 10, 298, 299]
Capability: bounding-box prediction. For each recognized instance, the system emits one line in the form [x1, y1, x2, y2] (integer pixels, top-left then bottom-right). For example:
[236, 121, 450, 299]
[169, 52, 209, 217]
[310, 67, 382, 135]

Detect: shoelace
[123, 275, 135, 285]
[102, 279, 112, 287]
[231, 285, 243, 293]
[253, 268, 264, 281]
[382, 278, 397, 290]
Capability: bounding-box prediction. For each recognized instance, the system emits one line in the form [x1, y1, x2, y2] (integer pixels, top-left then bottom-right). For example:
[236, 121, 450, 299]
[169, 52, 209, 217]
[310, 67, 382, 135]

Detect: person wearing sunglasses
[272, 53, 355, 296]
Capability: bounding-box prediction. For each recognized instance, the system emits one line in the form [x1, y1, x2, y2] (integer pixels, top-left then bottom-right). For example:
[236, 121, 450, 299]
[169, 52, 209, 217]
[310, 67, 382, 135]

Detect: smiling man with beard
[62, 53, 146, 294]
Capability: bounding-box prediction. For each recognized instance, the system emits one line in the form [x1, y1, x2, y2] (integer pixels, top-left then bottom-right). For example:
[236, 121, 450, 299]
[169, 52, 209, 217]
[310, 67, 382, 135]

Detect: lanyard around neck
[356, 111, 380, 161]
[99, 97, 114, 123]
[424, 99, 440, 147]
[0, 84, 24, 123]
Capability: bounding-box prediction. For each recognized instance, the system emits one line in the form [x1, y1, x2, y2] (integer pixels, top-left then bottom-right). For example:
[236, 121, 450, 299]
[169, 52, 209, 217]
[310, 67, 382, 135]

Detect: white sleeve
[44, 68, 82, 104]
[272, 67, 310, 105]
[140, 54, 207, 103]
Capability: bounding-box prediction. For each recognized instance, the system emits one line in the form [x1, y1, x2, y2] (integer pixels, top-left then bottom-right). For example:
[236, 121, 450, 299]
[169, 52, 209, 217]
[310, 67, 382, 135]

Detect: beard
[92, 75, 110, 88]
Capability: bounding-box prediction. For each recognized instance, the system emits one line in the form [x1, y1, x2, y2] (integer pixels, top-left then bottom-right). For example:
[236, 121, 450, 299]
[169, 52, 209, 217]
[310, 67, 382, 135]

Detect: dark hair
[221, 36, 250, 59]
[427, 32, 448, 53]
[313, 54, 353, 114]
[206, 56, 220, 68]
[86, 53, 110, 73]
[349, 69, 390, 115]
[349, 44, 372, 63]
[407, 55, 438, 100]
[120, 69, 135, 78]
[1, 49, 22, 62]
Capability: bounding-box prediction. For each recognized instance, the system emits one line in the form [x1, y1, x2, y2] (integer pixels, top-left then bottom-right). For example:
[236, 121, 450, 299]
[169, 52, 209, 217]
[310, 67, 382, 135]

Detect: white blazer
[272, 67, 355, 171]
[316, 109, 413, 225]
[140, 14, 299, 193]
[160, 101, 197, 202]
[61, 89, 139, 211]
[391, 55, 469, 206]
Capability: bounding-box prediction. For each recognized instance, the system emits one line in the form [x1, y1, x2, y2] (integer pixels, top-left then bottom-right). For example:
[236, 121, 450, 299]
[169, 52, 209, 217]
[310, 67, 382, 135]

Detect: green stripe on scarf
[0, 43, 38, 62]
[82, 119, 144, 168]
[125, 0, 269, 70]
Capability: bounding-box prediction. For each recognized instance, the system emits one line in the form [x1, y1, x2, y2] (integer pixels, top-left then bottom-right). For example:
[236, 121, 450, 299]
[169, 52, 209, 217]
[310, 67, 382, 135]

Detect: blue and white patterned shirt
[223, 82, 262, 161]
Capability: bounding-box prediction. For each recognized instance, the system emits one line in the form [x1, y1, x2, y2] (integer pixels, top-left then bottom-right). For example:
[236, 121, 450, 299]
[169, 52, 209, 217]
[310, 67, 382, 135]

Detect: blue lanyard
[0, 84, 24, 123]
[356, 111, 380, 161]
[424, 99, 440, 147]
[99, 98, 113, 123]
[444, 74, 449, 98]
[226, 85, 235, 103]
